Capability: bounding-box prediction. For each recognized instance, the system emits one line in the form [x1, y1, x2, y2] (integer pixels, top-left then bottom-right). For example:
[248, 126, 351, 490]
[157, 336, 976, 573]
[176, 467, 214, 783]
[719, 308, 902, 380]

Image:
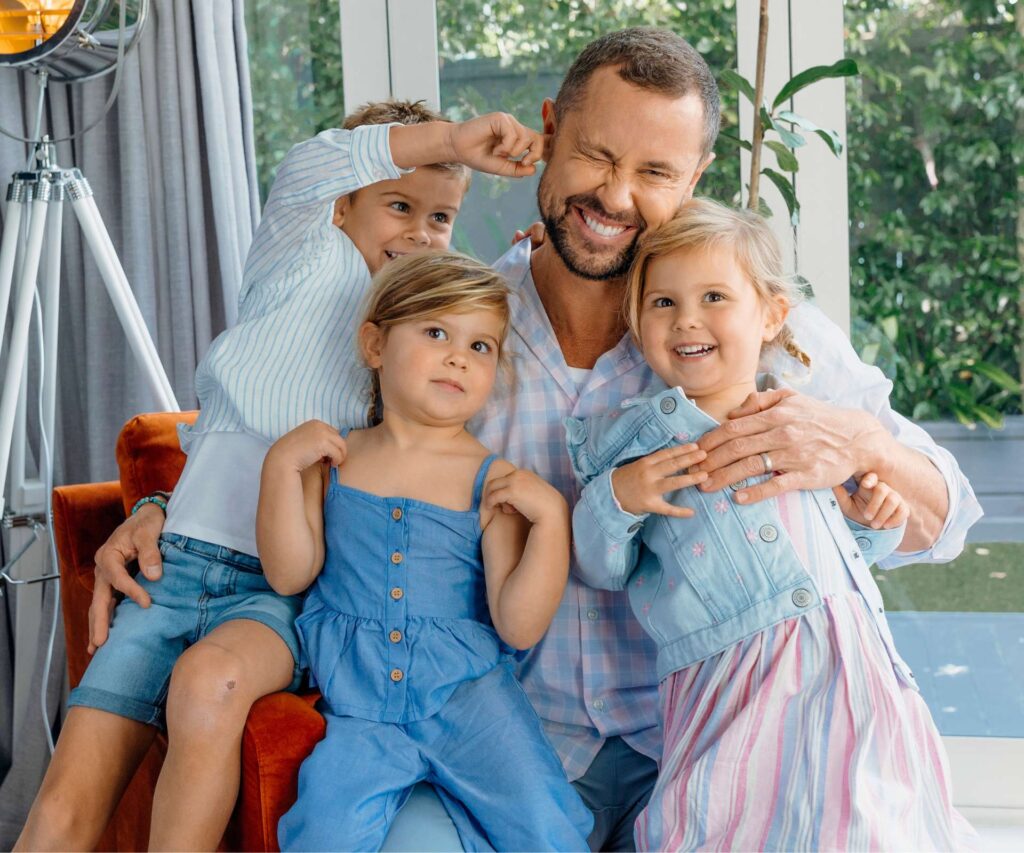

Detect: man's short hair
[342, 99, 469, 183]
[554, 27, 721, 160]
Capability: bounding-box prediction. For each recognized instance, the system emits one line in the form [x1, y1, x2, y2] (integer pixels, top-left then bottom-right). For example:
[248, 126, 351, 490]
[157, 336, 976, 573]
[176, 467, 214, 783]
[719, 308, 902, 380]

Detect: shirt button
[855, 536, 871, 550]
[392, 507, 403, 521]
[390, 587, 404, 600]
[759, 524, 778, 543]
[592, 698, 605, 711]
[391, 552, 403, 565]
[792, 588, 813, 608]
[390, 668, 404, 682]
[660, 397, 677, 414]
[389, 629, 402, 643]
[852, 551, 861, 560]
[587, 608, 599, 621]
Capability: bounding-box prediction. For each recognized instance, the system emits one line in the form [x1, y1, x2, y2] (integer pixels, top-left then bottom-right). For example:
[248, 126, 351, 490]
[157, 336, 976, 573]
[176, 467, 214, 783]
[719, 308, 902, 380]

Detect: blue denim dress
[278, 452, 593, 852]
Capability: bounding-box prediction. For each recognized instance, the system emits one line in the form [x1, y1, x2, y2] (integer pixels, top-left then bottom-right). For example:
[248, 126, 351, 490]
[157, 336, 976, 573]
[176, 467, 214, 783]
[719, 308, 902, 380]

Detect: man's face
[335, 167, 466, 275]
[537, 66, 713, 281]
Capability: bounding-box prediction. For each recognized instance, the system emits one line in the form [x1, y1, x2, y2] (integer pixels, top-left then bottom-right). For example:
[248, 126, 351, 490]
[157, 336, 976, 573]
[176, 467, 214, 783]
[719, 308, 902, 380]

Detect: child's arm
[480, 463, 571, 650]
[833, 472, 909, 564]
[256, 420, 347, 595]
[573, 446, 708, 590]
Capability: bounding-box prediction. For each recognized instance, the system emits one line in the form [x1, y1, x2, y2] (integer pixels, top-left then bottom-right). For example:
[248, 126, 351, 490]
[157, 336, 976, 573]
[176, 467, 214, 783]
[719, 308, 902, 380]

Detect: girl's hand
[265, 419, 347, 474]
[611, 444, 708, 518]
[833, 471, 909, 530]
[483, 468, 568, 527]
[512, 221, 546, 247]
[447, 113, 546, 178]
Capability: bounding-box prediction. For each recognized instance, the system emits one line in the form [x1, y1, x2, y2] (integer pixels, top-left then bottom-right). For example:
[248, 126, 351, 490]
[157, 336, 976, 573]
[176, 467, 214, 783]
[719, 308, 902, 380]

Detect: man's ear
[683, 153, 716, 200]
[541, 98, 557, 136]
[332, 194, 351, 230]
[359, 321, 385, 368]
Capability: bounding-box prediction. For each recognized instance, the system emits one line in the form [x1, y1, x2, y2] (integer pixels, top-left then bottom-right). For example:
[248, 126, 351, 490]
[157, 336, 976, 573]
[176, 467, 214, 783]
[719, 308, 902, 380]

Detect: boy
[17, 101, 544, 852]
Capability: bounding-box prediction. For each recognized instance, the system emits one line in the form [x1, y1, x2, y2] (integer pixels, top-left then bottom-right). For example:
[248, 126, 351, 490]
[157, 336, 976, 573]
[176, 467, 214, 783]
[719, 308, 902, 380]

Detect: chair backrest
[115, 411, 199, 516]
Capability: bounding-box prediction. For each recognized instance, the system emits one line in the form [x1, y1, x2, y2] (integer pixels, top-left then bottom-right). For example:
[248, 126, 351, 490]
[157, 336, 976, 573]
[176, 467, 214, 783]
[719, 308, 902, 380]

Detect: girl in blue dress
[256, 250, 593, 851]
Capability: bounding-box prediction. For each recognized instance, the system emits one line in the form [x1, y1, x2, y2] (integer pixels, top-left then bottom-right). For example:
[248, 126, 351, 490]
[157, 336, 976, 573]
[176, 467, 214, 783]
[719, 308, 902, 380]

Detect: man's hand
[834, 472, 909, 530]
[695, 388, 891, 505]
[89, 503, 167, 653]
[447, 113, 545, 178]
[610, 445, 708, 518]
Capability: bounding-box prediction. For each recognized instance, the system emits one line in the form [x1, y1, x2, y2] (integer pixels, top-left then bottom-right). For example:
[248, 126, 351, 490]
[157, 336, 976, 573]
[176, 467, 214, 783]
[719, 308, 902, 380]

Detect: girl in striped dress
[567, 198, 975, 851]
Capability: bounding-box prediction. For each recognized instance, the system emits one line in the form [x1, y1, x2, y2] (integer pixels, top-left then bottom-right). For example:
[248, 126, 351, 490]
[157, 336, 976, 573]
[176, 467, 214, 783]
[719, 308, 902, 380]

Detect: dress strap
[471, 454, 499, 511]
[329, 427, 351, 485]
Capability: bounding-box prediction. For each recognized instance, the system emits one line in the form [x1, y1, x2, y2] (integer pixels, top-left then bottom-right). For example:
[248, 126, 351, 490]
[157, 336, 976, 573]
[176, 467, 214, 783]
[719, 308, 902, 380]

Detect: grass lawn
[877, 542, 1024, 612]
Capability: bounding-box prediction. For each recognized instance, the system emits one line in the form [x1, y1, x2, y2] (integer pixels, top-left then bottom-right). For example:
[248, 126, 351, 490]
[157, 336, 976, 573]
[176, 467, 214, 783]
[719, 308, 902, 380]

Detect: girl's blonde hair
[360, 251, 513, 423]
[623, 198, 811, 368]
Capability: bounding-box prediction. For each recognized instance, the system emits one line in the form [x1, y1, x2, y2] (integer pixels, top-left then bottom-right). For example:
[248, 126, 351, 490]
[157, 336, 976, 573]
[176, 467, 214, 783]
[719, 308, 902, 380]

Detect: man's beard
[537, 173, 646, 282]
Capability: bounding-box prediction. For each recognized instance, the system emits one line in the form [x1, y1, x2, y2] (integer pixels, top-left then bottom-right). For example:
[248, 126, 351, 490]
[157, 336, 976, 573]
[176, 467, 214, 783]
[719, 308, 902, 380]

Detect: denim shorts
[69, 532, 304, 729]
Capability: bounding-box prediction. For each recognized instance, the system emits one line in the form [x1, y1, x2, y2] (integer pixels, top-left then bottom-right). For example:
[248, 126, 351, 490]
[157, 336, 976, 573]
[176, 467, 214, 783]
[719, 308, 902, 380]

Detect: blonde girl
[257, 251, 592, 851]
[567, 198, 973, 851]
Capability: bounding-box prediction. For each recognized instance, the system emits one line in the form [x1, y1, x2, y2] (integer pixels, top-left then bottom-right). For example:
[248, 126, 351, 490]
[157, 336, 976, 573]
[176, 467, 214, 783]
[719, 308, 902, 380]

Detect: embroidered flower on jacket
[745, 528, 758, 543]
[691, 541, 706, 558]
[714, 498, 729, 515]
[675, 432, 691, 443]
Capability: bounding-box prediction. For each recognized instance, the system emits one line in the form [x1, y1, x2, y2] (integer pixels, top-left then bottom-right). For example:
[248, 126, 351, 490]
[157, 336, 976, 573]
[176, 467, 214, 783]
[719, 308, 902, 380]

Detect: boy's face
[334, 167, 466, 274]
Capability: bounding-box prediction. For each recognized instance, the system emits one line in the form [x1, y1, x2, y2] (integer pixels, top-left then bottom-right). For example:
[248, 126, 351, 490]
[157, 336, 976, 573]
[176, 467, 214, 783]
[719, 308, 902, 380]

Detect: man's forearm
[860, 422, 949, 552]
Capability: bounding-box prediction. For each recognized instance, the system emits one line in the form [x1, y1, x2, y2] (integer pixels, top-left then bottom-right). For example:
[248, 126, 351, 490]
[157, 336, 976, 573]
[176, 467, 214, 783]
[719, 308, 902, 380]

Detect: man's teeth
[583, 213, 626, 238]
[676, 344, 716, 356]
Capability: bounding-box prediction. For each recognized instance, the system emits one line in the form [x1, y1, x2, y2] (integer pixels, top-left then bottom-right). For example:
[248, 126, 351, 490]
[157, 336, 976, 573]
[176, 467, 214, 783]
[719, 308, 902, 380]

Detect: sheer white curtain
[0, 1, 258, 841]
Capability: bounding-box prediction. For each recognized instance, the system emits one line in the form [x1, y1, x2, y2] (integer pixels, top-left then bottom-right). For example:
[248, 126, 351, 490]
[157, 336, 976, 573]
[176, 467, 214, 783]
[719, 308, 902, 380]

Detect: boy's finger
[864, 485, 888, 521]
[860, 471, 879, 490]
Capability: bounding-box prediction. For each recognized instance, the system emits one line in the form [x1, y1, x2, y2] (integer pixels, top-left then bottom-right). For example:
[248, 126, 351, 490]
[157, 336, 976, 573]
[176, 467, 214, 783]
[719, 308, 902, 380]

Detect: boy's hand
[266, 420, 347, 473]
[833, 471, 909, 530]
[512, 221, 546, 248]
[483, 468, 568, 527]
[611, 445, 708, 519]
[448, 113, 545, 178]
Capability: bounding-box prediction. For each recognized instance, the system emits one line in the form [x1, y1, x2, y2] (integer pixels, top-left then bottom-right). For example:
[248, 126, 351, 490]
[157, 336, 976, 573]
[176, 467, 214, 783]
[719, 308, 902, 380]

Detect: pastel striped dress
[635, 488, 977, 852]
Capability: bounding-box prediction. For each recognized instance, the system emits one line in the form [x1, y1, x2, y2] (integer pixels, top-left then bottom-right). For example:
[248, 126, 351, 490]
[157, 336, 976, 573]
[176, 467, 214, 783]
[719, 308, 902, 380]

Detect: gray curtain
[0, 0, 258, 842]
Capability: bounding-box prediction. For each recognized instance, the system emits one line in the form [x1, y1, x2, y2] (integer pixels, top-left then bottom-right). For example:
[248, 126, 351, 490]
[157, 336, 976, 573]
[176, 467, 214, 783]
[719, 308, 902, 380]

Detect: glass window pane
[845, 1, 1022, 738]
[436, 1, 740, 262]
[246, 0, 345, 204]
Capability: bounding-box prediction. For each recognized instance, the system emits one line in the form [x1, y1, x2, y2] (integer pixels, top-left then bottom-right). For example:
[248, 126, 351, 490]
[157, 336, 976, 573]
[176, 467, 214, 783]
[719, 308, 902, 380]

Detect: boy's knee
[166, 643, 253, 737]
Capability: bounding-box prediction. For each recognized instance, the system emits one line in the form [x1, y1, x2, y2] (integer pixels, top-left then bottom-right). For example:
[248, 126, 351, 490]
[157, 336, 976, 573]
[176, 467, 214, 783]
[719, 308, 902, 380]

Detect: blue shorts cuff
[68, 685, 164, 730]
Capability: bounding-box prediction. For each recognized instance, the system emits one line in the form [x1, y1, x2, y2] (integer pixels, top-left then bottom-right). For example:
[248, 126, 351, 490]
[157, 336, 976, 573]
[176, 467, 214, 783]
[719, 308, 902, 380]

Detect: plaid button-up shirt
[472, 239, 981, 781]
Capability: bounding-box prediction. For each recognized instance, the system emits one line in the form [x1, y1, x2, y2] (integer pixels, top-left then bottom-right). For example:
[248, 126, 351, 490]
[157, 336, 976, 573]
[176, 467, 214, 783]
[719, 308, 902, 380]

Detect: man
[89, 28, 979, 852]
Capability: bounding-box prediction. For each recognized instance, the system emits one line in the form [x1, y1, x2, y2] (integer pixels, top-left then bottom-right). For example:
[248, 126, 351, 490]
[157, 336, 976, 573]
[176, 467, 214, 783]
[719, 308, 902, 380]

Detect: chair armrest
[51, 481, 125, 687]
[232, 692, 326, 852]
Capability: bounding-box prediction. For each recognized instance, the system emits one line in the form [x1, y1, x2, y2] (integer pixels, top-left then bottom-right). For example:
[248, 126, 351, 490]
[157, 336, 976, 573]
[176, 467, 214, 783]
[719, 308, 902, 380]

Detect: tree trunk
[1017, 2, 1024, 403]
[747, 0, 770, 208]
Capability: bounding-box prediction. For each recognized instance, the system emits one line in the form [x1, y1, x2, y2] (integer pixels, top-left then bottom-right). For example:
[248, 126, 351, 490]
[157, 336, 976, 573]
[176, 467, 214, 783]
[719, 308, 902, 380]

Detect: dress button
[390, 668, 404, 682]
[792, 588, 813, 608]
[391, 552, 403, 565]
[758, 524, 778, 543]
[390, 587, 404, 600]
[391, 507, 403, 521]
[592, 698, 605, 712]
[389, 629, 402, 643]
[856, 536, 871, 550]
[730, 479, 748, 491]
[587, 609, 599, 621]
[660, 396, 677, 414]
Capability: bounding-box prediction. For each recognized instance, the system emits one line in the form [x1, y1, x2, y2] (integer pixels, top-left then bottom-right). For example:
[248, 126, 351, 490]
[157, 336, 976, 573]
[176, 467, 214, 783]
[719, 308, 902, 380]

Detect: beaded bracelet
[130, 490, 172, 516]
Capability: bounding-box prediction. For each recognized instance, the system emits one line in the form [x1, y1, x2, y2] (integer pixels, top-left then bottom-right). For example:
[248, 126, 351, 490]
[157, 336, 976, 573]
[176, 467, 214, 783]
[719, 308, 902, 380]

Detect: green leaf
[720, 69, 756, 105]
[776, 110, 843, 156]
[861, 342, 880, 366]
[971, 361, 1022, 394]
[880, 316, 898, 342]
[718, 132, 752, 152]
[761, 168, 800, 225]
[772, 59, 859, 109]
[765, 140, 799, 172]
[762, 108, 806, 149]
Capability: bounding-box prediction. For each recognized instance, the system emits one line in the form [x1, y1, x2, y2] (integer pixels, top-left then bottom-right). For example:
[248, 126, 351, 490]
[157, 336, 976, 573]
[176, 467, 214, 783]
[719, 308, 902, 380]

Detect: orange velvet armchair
[52, 412, 324, 851]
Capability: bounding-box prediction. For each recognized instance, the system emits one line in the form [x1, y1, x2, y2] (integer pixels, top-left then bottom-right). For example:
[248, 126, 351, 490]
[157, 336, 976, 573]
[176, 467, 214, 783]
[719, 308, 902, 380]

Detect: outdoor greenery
[244, 0, 1022, 423]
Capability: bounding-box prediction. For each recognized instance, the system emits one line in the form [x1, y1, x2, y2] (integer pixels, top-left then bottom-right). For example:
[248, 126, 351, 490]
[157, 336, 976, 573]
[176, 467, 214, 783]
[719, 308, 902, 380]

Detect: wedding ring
[760, 452, 773, 475]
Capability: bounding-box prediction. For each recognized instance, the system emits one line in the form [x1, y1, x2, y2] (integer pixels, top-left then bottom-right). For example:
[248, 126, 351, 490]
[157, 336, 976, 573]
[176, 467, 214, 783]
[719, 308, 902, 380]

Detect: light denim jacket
[566, 379, 916, 688]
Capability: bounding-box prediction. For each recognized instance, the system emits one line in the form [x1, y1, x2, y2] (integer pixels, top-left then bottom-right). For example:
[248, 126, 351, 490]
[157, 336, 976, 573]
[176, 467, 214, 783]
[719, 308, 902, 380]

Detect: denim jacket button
[627, 521, 643, 533]
[729, 479, 748, 491]
[660, 396, 677, 414]
[855, 535, 871, 550]
[792, 588, 813, 608]
[758, 524, 778, 543]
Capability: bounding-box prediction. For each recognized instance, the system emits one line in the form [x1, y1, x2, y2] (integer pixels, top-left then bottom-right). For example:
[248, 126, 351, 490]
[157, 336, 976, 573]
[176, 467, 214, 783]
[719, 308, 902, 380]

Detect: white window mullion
[339, 0, 392, 109]
[387, 0, 440, 111]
